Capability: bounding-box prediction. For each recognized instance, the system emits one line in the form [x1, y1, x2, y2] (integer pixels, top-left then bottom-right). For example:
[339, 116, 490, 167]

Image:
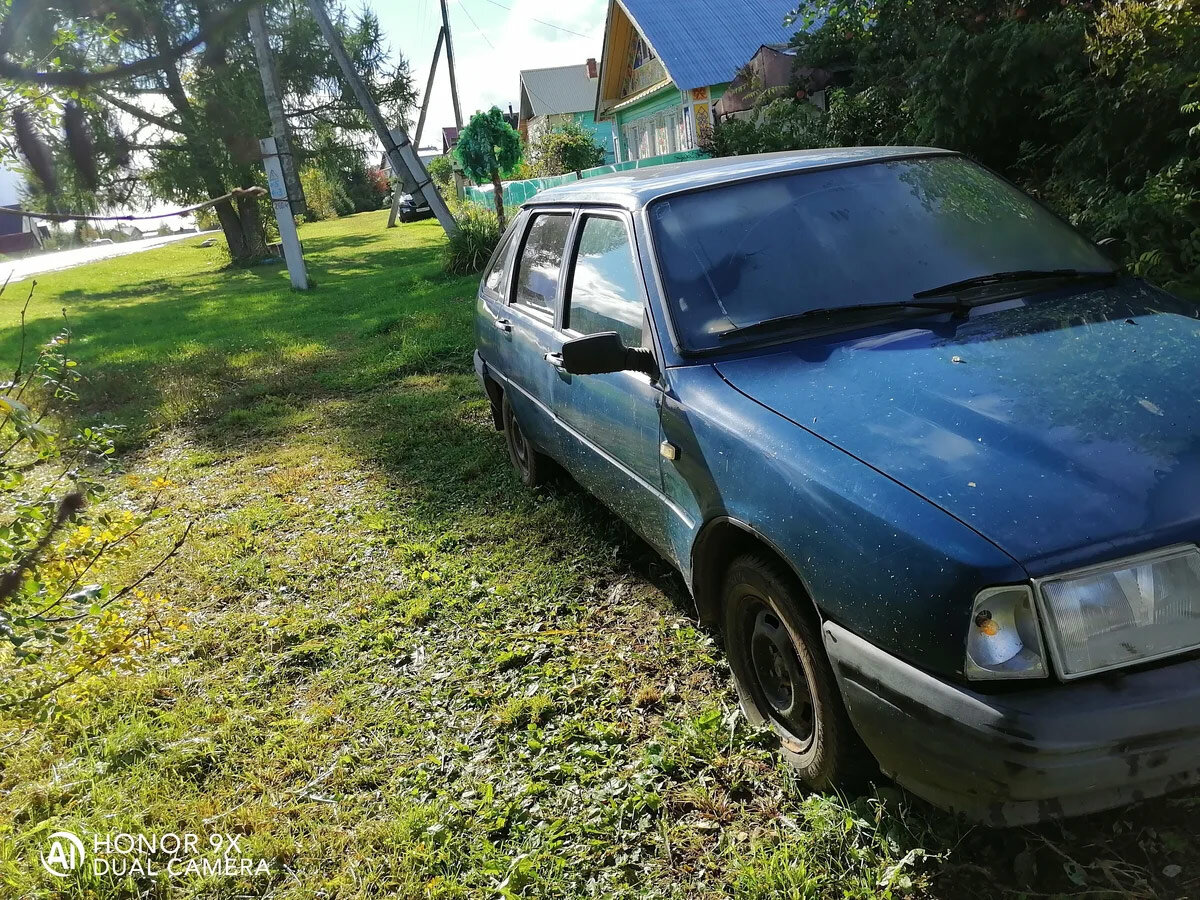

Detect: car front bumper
[823, 622, 1200, 825]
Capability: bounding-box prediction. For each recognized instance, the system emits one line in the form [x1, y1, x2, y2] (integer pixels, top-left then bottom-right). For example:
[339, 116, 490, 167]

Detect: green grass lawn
[1, 211, 1197, 899]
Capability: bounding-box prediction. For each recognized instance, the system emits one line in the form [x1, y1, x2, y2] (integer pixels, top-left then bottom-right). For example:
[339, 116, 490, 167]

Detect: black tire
[501, 392, 545, 487]
[722, 552, 873, 790]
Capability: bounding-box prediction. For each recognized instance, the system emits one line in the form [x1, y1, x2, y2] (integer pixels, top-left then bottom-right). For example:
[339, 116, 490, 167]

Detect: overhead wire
[456, 0, 582, 118]
[457, 0, 496, 50]
[0, 187, 267, 223]
[476, 0, 596, 40]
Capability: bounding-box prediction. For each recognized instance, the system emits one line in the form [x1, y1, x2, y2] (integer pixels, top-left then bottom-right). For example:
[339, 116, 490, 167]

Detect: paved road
[1, 231, 218, 285]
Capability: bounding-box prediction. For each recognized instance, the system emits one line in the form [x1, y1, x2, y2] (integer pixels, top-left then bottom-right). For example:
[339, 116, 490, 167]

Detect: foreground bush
[442, 202, 502, 275]
[0, 283, 185, 719]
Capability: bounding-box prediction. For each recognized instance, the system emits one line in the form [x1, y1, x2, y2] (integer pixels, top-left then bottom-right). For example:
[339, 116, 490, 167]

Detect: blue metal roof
[620, 0, 798, 91]
[525, 147, 955, 210]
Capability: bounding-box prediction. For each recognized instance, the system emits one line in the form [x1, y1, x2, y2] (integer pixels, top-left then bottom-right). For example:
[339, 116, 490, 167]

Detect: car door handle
[544, 352, 566, 369]
[493, 317, 513, 333]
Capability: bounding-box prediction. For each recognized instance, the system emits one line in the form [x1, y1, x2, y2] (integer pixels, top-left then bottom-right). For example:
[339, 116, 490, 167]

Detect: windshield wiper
[717, 299, 966, 341]
[912, 268, 1115, 299]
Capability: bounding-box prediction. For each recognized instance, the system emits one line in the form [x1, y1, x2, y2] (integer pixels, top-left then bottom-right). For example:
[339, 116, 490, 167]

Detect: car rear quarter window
[514, 213, 572, 314]
[566, 216, 644, 349]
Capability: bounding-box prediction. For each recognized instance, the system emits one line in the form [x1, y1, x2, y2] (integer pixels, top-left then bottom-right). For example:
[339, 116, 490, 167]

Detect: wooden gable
[596, 1, 670, 117]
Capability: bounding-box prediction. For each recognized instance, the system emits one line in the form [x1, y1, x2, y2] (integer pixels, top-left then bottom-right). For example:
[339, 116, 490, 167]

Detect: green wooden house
[593, 0, 796, 162]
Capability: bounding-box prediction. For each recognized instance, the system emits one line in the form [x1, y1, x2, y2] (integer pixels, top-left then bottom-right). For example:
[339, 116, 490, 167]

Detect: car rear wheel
[722, 552, 873, 789]
[501, 393, 546, 487]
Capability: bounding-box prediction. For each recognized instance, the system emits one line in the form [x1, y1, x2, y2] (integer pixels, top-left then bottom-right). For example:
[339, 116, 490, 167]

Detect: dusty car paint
[714, 281, 1200, 576]
[473, 148, 1200, 824]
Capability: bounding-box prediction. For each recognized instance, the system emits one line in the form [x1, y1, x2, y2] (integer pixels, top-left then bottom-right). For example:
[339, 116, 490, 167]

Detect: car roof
[524, 147, 956, 211]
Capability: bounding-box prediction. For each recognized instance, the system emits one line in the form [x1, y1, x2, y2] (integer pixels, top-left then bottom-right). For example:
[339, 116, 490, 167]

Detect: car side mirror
[560, 332, 659, 378]
[1096, 237, 1125, 264]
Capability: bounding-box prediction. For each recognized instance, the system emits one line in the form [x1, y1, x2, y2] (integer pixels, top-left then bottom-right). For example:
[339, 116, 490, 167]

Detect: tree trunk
[154, 31, 262, 266]
[491, 168, 506, 231]
[236, 185, 269, 260]
[212, 197, 249, 260]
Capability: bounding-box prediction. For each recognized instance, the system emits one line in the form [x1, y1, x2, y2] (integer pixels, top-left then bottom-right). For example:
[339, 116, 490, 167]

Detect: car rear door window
[565, 216, 644, 348]
[483, 224, 518, 295]
[515, 213, 572, 314]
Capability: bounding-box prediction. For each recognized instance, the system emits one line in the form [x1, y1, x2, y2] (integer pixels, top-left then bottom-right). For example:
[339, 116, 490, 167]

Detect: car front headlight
[965, 585, 1048, 680]
[1036, 545, 1200, 679]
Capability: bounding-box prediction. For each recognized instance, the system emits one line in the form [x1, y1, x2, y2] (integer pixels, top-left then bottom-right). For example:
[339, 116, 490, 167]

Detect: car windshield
[648, 155, 1114, 351]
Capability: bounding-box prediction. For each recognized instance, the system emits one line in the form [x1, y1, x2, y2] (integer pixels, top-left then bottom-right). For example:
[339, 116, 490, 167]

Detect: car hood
[714, 281, 1200, 573]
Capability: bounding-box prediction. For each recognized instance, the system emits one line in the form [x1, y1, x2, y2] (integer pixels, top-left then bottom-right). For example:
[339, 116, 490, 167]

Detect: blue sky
[366, 0, 609, 150]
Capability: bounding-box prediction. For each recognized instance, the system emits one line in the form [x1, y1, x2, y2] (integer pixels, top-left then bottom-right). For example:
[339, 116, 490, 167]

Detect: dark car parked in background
[397, 193, 433, 223]
[473, 148, 1200, 825]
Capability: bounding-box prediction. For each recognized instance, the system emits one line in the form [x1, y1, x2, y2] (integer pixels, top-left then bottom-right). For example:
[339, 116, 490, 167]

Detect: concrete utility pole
[306, 0, 457, 236]
[248, 6, 306, 216]
[261, 137, 309, 290]
[389, 26, 445, 229]
[440, 0, 463, 130]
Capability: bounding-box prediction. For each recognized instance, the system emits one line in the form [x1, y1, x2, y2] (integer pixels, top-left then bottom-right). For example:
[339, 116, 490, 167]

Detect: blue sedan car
[473, 148, 1200, 825]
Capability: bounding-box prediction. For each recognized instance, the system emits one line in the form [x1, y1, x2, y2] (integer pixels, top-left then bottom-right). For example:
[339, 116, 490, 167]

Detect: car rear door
[551, 211, 673, 556]
[477, 213, 522, 378]
[493, 209, 575, 458]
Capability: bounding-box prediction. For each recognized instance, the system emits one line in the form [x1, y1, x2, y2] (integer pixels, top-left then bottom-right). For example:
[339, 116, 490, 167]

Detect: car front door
[494, 210, 575, 458]
[551, 211, 672, 555]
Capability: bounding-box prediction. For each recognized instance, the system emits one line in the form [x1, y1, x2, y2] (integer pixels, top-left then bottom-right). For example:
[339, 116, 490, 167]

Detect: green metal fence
[462, 149, 707, 210]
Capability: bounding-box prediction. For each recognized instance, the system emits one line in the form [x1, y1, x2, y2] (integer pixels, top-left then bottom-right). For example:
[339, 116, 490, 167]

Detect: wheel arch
[481, 370, 505, 431]
[690, 516, 824, 628]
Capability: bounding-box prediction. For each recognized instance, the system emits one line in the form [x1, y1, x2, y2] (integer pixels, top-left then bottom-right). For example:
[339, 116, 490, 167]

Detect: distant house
[0, 164, 43, 253]
[519, 61, 615, 164]
[712, 44, 839, 122]
[379, 146, 443, 176]
[116, 222, 148, 241]
[712, 44, 797, 121]
[593, 0, 796, 162]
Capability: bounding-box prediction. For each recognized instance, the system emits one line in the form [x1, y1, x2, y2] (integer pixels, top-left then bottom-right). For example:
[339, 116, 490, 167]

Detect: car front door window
[566, 216, 645, 349]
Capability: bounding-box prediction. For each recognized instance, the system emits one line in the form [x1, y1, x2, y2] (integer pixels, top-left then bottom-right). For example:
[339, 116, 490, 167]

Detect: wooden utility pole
[415, 27, 445, 147]
[248, 6, 305, 216]
[306, 0, 457, 236]
[440, 0, 463, 130]
[389, 26, 445, 229]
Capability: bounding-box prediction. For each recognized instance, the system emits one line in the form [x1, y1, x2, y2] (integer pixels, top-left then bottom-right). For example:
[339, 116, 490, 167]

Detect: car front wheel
[722, 552, 873, 790]
[501, 393, 545, 487]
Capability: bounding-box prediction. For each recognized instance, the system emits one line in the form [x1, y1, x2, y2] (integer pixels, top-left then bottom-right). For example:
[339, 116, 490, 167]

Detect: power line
[477, 0, 597, 40]
[0, 187, 267, 223]
[458, 0, 496, 51]
[457, 0, 579, 117]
